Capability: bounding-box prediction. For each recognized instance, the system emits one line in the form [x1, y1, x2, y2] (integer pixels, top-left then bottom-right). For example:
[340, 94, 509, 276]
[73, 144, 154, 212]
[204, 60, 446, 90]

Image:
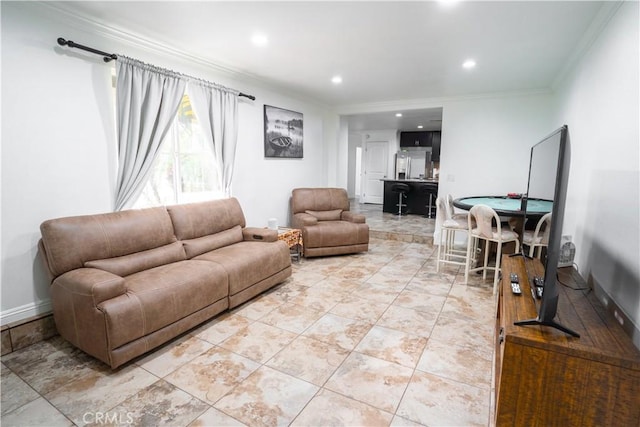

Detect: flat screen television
[515, 125, 580, 337]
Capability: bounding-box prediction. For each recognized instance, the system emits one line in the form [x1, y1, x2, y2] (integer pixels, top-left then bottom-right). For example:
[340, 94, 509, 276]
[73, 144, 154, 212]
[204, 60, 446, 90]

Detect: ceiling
[52, 1, 606, 131]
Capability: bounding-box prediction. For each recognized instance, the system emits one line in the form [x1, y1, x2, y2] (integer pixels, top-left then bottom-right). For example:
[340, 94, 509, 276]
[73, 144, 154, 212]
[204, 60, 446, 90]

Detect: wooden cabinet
[495, 256, 640, 426]
[431, 131, 441, 162]
[400, 131, 430, 147]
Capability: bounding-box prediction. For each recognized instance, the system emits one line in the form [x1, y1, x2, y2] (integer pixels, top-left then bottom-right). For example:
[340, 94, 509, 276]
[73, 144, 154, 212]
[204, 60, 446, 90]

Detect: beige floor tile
[310, 276, 365, 294]
[1, 336, 104, 395]
[405, 274, 453, 297]
[288, 285, 343, 313]
[325, 352, 413, 413]
[331, 265, 376, 282]
[164, 346, 260, 405]
[266, 335, 349, 386]
[291, 388, 393, 426]
[0, 397, 74, 427]
[45, 364, 159, 426]
[352, 282, 403, 304]
[440, 284, 497, 323]
[390, 414, 426, 426]
[393, 289, 447, 314]
[376, 304, 438, 338]
[396, 370, 490, 426]
[330, 295, 390, 323]
[416, 339, 492, 389]
[219, 321, 297, 363]
[1, 364, 40, 416]
[259, 303, 325, 334]
[303, 313, 373, 351]
[231, 294, 283, 320]
[214, 365, 318, 427]
[98, 379, 209, 427]
[429, 315, 495, 350]
[189, 407, 246, 426]
[137, 335, 213, 378]
[355, 325, 427, 369]
[193, 312, 254, 345]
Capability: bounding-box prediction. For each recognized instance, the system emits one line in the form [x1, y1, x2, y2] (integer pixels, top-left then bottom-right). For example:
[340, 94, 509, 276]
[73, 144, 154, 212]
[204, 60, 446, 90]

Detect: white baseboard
[1, 300, 52, 326]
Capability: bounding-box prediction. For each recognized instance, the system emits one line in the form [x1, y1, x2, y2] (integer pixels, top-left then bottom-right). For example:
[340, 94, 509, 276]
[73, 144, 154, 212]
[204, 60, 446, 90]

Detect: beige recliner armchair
[291, 188, 369, 257]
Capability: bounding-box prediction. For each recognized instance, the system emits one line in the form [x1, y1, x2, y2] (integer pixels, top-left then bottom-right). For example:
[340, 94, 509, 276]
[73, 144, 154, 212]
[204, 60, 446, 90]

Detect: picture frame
[264, 105, 303, 158]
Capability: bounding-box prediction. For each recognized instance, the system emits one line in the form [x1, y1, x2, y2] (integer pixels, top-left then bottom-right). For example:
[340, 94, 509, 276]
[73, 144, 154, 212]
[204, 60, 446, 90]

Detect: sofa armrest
[341, 211, 366, 223]
[243, 227, 278, 242]
[292, 213, 318, 229]
[53, 268, 126, 306]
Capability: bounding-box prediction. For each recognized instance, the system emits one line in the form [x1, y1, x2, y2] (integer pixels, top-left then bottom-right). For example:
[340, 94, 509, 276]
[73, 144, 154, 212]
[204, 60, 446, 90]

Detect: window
[134, 93, 223, 208]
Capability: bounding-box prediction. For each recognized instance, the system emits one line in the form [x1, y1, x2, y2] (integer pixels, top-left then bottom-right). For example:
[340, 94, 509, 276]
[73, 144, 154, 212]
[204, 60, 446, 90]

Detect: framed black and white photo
[264, 105, 303, 158]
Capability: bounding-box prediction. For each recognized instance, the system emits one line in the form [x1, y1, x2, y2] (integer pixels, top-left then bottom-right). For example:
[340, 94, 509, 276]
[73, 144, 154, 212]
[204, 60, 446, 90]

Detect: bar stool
[436, 196, 470, 273]
[390, 183, 410, 216]
[465, 204, 520, 294]
[420, 184, 437, 218]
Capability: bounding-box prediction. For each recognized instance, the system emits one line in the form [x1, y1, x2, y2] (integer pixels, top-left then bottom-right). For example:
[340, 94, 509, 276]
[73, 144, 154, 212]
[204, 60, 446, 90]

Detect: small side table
[276, 227, 303, 261]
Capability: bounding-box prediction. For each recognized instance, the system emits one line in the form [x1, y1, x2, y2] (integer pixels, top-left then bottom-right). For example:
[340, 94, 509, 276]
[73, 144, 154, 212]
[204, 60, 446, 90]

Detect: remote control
[510, 273, 519, 283]
[511, 282, 522, 295]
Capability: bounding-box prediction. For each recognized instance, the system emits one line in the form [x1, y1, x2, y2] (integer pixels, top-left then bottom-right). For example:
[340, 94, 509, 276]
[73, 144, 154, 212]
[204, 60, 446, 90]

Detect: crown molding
[32, 1, 330, 109]
[334, 88, 553, 116]
[551, 1, 624, 90]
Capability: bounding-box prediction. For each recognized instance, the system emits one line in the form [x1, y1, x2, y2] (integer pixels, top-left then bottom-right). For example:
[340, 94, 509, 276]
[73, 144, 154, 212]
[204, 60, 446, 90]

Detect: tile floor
[1, 204, 497, 427]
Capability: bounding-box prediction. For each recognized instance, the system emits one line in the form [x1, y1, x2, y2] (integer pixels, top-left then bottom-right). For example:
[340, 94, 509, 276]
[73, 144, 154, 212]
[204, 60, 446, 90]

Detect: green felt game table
[453, 196, 552, 219]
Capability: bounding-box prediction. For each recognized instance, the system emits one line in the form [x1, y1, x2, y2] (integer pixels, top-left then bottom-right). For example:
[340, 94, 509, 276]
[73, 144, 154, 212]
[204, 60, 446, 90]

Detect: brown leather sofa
[39, 198, 291, 368]
[290, 188, 369, 257]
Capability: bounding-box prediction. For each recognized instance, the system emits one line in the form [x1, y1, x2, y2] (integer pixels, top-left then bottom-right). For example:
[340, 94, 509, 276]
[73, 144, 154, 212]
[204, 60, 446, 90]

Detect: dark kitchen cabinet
[400, 131, 431, 147]
[431, 131, 441, 162]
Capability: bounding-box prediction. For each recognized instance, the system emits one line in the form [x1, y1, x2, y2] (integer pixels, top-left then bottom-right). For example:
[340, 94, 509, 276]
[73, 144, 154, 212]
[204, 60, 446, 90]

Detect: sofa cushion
[100, 260, 229, 349]
[305, 209, 342, 221]
[167, 198, 246, 240]
[194, 241, 290, 296]
[40, 207, 177, 278]
[302, 221, 369, 249]
[85, 241, 186, 277]
[181, 225, 243, 259]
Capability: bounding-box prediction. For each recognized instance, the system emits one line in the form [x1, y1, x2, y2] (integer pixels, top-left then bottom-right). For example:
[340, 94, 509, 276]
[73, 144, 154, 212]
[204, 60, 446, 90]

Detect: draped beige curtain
[114, 56, 186, 211]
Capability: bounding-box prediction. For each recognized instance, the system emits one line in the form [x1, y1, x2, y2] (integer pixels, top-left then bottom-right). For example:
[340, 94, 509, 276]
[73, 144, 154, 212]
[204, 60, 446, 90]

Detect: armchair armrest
[292, 213, 318, 229]
[243, 227, 278, 242]
[53, 268, 126, 306]
[341, 211, 366, 223]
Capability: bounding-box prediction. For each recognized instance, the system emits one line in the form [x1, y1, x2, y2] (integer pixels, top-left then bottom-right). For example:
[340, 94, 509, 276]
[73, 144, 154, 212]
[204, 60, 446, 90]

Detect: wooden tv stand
[495, 255, 640, 426]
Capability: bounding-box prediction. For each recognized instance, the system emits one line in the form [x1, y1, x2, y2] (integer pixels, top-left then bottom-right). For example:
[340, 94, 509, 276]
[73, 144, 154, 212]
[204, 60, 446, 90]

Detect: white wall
[435, 93, 554, 242]
[550, 2, 639, 345]
[0, 2, 330, 323]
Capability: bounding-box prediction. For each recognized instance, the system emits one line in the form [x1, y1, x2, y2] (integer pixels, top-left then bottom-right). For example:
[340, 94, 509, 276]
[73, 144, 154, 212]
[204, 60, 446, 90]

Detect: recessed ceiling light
[417, 125, 424, 129]
[251, 33, 268, 46]
[331, 75, 343, 84]
[463, 59, 476, 69]
[395, 113, 403, 117]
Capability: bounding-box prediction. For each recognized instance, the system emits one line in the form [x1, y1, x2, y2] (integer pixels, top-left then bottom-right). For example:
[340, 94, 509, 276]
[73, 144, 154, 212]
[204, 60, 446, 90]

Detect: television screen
[515, 125, 579, 337]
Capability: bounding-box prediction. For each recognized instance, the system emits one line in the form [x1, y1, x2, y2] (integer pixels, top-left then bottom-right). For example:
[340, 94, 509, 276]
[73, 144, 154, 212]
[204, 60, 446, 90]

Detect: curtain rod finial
[57, 37, 68, 46]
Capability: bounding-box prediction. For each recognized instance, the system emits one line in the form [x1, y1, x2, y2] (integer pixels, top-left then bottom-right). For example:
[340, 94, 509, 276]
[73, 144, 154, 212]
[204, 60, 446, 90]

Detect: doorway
[361, 140, 389, 204]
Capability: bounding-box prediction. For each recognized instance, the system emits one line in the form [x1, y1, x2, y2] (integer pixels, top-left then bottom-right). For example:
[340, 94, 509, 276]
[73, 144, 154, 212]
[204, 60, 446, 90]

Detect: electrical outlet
[614, 310, 624, 326]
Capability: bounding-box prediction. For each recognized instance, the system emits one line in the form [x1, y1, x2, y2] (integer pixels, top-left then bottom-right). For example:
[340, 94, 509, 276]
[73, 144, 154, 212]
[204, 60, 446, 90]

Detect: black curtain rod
[57, 37, 256, 101]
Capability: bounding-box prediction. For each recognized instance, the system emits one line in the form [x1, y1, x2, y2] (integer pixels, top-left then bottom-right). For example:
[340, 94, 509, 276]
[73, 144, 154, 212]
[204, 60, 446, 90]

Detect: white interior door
[362, 140, 389, 204]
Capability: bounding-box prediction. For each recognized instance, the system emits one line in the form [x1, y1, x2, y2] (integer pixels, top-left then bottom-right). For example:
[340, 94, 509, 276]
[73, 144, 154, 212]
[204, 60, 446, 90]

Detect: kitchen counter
[381, 179, 438, 216]
[380, 178, 439, 184]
